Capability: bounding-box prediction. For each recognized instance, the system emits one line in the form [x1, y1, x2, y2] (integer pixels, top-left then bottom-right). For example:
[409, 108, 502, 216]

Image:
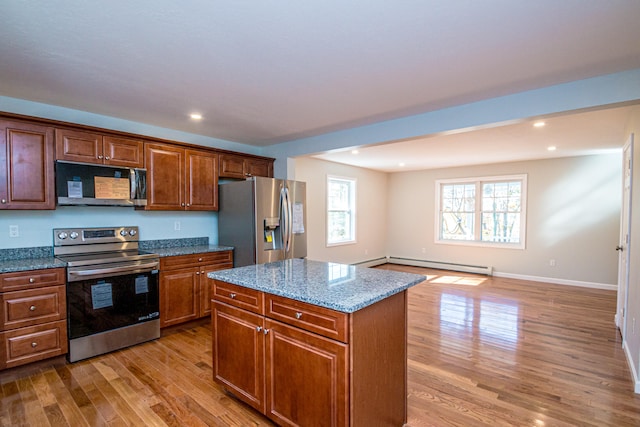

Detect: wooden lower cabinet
[159, 251, 232, 328]
[0, 268, 67, 370]
[212, 281, 408, 427]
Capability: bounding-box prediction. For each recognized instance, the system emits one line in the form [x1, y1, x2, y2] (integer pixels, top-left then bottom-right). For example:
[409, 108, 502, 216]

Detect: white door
[617, 133, 633, 337]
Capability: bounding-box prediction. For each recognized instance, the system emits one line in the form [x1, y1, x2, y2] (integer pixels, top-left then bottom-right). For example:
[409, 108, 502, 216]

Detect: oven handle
[67, 260, 159, 282]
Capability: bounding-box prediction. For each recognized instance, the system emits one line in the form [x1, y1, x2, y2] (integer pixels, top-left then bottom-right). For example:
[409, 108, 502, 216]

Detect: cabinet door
[55, 128, 103, 164]
[145, 143, 184, 210]
[245, 158, 273, 178]
[186, 149, 218, 211]
[0, 121, 55, 209]
[213, 302, 265, 413]
[159, 268, 198, 327]
[265, 319, 348, 427]
[218, 153, 246, 179]
[103, 136, 144, 168]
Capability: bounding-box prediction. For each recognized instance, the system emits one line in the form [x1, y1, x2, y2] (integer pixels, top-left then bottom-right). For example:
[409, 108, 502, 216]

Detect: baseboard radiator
[353, 257, 388, 268]
[387, 257, 493, 276]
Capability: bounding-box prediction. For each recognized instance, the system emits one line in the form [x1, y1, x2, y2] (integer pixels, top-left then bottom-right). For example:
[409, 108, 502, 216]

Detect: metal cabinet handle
[105, 156, 110, 160]
[198, 258, 203, 262]
[256, 326, 262, 332]
[29, 278, 35, 283]
[295, 312, 303, 319]
[31, 342, 37, 348]
[1, 199, 6, 204]
[229, 293, 236, 299]
[263, 328, 269, 335]
[98, 155, 103, 159]
[30, 305, 36, 311]
[196, 271, 200, 275]
[181, 203, 185, 206]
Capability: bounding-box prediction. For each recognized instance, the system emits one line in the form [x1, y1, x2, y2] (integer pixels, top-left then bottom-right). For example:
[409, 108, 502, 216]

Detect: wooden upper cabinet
[55, 128, 143, 168]
[186, 149, 218, 211]
[219, 153, 273, 179]
[145, 143, 218, 211]
[144, 143, 185, 210]
[0, 120, 55, 210]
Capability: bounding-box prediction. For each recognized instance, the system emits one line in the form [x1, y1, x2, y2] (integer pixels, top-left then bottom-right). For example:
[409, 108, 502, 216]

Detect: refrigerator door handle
[281, 186, 292, 253]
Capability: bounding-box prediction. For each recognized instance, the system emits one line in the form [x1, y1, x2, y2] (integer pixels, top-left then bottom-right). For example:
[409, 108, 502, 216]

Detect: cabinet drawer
[160, 251, 233, 270]
[1, 285, 66, 330]
[213, 281, 264, 315]
[266, 295, 348, 343]
[0, 268, 65, 292]
[0, 320, 68, 369]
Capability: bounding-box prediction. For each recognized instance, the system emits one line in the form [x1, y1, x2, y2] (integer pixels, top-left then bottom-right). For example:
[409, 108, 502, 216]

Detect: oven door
[67, 270, 159, 340]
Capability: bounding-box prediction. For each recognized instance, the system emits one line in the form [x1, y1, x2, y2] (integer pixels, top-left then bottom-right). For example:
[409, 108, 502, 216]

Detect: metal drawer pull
[295, 312, 303, 319]
[29, 305, 36, 311]
[230, 293, 236, 299]
[31, 342, 37, 348]
[256, 326, 262, 332]
[29, 278, 35, 283]
[263, 329, 269, 335]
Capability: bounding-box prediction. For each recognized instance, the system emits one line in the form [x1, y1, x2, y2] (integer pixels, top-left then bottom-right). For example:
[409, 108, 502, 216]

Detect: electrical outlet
[549, 259, 556, 267]
[174, 221, 181, 231]
[9, 225, 19, 237]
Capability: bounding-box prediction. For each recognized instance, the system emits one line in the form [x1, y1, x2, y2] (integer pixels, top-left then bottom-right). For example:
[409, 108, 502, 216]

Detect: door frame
[616, 133, 633, 339]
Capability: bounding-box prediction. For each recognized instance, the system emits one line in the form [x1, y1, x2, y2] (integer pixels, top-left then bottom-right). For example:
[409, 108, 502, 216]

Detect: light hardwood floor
[1, 265, 639, 426]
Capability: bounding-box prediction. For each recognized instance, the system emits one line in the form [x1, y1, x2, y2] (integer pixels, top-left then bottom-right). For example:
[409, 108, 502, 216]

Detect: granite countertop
[0, 257, 66, 274]
[208, 258, 425, 313]
[0, 238, 233, 274]
[147, 245, 233, 257]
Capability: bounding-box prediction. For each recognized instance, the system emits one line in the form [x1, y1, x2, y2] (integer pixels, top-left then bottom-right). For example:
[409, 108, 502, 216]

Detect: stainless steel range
[53, 226, 160, 362]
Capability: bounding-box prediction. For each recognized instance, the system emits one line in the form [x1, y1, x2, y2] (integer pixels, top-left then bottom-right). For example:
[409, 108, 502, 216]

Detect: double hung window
[436, 175, 526, 248]
[327, 176, 356, 245]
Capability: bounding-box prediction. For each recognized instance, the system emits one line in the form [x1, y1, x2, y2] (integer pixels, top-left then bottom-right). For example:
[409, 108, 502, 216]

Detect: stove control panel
[53, 226, 140, 246]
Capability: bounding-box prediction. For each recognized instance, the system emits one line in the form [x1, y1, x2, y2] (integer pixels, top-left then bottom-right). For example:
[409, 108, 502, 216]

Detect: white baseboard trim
[492, 271, 617, 290]
[386, 257, 492, 275]
[623, 339, 640, 394]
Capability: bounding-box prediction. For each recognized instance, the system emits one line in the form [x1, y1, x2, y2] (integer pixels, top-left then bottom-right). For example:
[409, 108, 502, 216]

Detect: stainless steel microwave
[55, 161, 147, 207]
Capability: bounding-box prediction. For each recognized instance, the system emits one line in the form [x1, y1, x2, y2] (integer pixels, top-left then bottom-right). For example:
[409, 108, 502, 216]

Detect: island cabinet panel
[0, 268, 68, 370]
[0, 120, 55, 210]
[265, 318, 348, 427]
[212, 279, 408, 427]
[212, 301, 265, 413]
[160, 251, 232, 327]
[55, 128, 144, 168]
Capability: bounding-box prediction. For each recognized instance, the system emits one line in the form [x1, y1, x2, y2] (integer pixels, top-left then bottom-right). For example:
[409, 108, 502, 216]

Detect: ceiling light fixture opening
[351, 150, 359, 154]
[533, 121, 546, 128]
[547, 146, 557, 151]
[398, 162, 406, 167]
[190, 113, 203, 120]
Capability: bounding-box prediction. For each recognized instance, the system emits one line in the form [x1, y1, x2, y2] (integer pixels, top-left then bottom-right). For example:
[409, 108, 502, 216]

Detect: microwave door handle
[130, 169, 136, 199]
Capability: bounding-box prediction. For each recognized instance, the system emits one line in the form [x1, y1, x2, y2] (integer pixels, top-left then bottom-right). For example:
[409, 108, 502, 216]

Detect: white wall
[386, 155, 621, 287]
[294, 157, 388, 264]
[623, 106, 640, 391]
[0, 207, 217, 249]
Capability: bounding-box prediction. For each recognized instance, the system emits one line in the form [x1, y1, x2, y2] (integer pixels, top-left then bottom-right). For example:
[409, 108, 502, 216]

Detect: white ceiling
[1, 1, 639, 170]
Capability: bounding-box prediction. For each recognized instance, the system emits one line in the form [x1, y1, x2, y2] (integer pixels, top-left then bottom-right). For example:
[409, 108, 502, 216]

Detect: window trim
[326, 175, 357, 247]
[435, 174, 527, 249]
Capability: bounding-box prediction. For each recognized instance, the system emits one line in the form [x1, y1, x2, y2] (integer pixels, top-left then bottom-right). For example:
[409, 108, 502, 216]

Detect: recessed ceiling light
[533, 121, 545, 128]
[351, 150, 359, 155]
[190, 113, 203, 120]
[547, 146, 557, 151]
[398, 162, 406, 167]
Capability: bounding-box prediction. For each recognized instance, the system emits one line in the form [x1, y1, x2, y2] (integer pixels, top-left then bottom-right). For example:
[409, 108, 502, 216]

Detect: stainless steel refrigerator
[218, 177, 307, 267]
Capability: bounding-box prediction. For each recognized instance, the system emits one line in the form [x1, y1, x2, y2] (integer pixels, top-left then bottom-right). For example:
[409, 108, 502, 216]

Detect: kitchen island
[208, 259, 425, 427]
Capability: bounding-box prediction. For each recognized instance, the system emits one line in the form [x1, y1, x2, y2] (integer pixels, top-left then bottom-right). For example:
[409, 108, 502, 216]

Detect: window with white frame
[436, 175, 527, 248]
[327, 176, 356, 245]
